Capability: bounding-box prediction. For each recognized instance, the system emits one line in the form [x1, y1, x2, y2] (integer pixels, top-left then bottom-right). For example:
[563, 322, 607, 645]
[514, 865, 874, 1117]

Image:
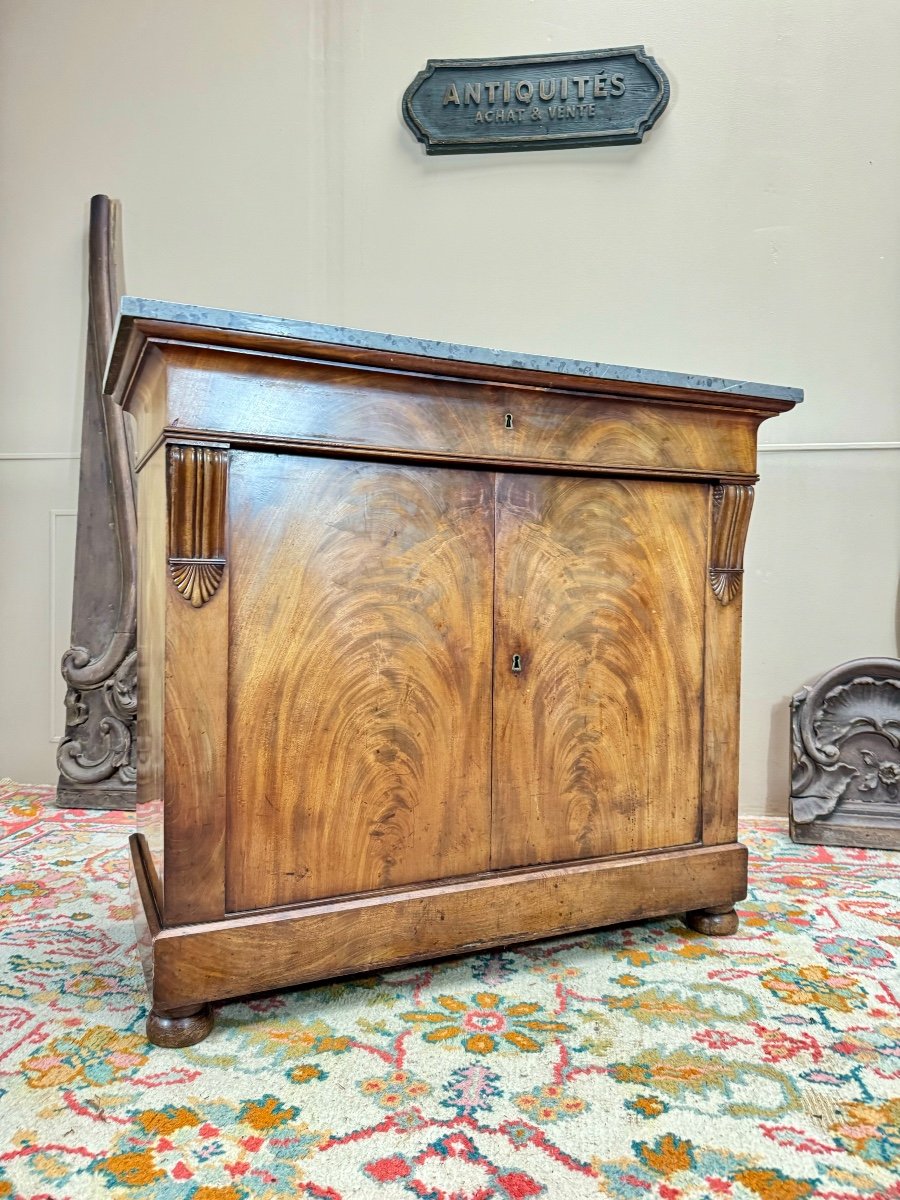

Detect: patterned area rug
[0, 783, 898, 1200]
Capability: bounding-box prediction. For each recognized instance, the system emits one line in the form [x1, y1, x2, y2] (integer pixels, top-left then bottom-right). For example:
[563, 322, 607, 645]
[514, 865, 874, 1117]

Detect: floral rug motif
[0, 781, 898, 1199]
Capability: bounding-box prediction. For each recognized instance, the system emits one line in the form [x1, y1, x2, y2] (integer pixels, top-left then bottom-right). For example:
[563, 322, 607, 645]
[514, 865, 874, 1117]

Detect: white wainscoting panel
[49, 509, 77, 743]
[0, 457, 80, 783]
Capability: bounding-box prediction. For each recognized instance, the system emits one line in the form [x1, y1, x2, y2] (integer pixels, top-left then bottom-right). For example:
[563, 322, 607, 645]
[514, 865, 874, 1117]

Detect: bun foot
[146, 1003, 214, 1048]
[684, 904, 739, 936]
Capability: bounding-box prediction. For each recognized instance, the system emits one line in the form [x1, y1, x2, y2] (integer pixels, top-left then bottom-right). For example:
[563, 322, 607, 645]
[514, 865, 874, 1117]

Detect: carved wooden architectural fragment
[790, 658, 900, 850]
[167, 445, 228, 607]
[56, 196, 137, 811]
[708, 483, 754, 605]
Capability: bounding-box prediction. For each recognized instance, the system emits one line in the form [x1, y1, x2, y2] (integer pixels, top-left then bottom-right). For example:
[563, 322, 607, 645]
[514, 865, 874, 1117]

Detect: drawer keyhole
[511, 653, 522, 673]
[504, 412, 513, 429]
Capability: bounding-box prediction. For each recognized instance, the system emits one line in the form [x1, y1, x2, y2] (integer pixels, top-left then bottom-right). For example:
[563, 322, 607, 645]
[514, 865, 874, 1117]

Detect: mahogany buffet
[107, 298, 801, 1048]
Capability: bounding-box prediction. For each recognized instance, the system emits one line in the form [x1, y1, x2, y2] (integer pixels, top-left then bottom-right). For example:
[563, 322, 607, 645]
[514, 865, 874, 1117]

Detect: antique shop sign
[403, 47, 669, 155]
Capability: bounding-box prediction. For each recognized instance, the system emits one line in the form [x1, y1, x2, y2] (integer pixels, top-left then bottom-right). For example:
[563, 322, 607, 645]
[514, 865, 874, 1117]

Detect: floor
[1, 781, 898, 1199]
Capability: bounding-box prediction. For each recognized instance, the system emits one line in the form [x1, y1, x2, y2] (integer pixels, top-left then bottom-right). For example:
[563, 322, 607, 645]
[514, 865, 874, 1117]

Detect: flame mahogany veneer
[107, 299, 801, 1047]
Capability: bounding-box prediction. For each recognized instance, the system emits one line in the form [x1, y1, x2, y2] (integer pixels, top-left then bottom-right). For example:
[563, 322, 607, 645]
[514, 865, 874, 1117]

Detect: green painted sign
[403, 47, 670, 155]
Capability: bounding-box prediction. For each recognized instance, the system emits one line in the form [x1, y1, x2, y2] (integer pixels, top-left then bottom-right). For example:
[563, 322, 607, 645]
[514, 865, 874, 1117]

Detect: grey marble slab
[113, 295, 803, 404]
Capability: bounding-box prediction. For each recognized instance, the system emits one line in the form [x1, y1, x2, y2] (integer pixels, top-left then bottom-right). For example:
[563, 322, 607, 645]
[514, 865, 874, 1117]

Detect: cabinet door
[226, 454, 495, 911]
[492, 474, 707, 869]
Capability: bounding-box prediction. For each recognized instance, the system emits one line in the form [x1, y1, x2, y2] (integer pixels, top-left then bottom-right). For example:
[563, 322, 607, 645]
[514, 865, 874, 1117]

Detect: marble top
[115, 296, 803, 404]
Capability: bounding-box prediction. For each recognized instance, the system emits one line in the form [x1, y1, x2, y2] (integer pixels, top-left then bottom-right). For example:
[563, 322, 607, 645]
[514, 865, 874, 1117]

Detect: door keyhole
[504, 412, 513, 429]
[511, 653, 522, 673]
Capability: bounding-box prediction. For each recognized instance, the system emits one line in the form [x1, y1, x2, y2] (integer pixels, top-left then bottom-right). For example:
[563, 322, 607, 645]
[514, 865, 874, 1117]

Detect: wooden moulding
[104, 304, 802, 419]
[130, 835, 748, 1010]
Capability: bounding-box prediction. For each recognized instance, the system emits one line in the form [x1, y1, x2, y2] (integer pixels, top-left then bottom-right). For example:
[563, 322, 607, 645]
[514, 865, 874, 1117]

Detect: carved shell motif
[169, 560, 226, 608]
[709, 570, 743, 605]
[791, 663, 900, 825]
[815, 677, 900, 753]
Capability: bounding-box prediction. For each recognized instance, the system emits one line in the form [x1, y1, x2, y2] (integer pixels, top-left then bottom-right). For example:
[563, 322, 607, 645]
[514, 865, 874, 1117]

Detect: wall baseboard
[0, 453, 80, 461]
[759, 442, 900, 453]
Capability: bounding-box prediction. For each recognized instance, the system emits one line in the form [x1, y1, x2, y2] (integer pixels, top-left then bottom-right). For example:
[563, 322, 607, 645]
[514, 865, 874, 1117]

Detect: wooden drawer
[138, 345, 760, 478]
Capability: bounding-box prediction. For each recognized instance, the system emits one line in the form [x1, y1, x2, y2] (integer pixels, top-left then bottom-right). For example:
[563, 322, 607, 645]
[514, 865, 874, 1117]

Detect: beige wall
[2, 0, 898, 812]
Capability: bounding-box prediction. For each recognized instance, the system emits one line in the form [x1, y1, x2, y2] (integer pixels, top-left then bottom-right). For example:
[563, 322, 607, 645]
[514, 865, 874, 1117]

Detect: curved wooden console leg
[146, 1003, 214, 1048]
[684, 904, 739, 936]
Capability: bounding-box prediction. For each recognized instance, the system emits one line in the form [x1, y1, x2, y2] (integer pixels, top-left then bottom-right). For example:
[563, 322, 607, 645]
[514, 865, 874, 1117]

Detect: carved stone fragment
[708, 483, 754, 605]
[790, 658, 900, 850]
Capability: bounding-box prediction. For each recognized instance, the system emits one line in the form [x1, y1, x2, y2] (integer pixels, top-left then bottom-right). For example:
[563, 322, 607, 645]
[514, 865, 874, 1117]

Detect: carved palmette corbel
[168, 445, 228, 607]
[708, 483, 754, 605]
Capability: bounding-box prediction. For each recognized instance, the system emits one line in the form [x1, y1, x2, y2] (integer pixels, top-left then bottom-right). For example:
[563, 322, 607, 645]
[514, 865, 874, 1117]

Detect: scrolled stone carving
[790, 657, 900, 850]
[106, 650, 137, 720]
[57, 714, 134, 785]
[63, 687, 89, 729]
[57, 651, 137, 787]
[708, 484, 754, 605]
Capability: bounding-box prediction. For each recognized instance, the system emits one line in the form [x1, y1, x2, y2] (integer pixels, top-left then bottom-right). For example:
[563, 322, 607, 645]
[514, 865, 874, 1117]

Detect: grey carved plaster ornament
[790, 657, 900, 850]
[56, 196, 137, 809]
